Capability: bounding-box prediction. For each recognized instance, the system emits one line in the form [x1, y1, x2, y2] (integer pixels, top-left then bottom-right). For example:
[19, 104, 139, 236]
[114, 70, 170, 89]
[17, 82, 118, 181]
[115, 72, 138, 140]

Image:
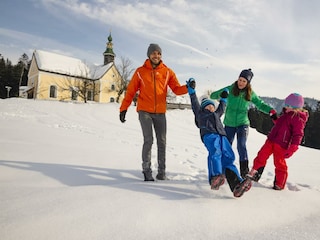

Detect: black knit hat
[147, 43, 162, 57]
[239, 68, 254, 82]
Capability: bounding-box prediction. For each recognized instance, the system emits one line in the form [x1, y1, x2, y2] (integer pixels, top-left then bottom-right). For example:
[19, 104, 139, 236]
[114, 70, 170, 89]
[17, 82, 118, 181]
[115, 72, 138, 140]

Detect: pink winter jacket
[267, 109, 309, 150]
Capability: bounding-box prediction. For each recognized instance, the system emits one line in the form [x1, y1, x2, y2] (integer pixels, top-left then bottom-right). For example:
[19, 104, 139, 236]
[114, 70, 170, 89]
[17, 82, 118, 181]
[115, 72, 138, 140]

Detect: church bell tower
[103, 32, 116, 65]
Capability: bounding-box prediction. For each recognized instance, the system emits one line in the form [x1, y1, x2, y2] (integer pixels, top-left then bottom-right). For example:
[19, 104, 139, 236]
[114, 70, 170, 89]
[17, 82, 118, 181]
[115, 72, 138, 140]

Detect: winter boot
[233, 178, 252, 197]
[246, 167, 264, 182]
[246, 169, 259, 181]
[273, 177, 284, 190]
[210, 174, 225, 190]
[225, 168, 241, 192]
[143, 171, 154, 181]
[156, 172, 168, 180]
[273, 185, 283, 190]
[240, 160, 249, 179]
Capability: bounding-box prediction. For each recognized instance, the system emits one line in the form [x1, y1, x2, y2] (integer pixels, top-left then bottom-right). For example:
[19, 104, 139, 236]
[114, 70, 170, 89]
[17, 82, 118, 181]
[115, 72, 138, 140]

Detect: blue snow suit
[189, 92, 242, 186]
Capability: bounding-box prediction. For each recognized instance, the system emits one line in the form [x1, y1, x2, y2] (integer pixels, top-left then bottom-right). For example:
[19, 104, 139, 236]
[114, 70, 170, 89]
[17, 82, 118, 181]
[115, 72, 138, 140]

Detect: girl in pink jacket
[246, 93, 309, 190]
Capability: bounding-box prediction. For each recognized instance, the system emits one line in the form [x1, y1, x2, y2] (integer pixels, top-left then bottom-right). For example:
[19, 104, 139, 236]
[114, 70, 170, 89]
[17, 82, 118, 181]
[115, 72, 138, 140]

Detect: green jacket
[210, 84, 273, 127]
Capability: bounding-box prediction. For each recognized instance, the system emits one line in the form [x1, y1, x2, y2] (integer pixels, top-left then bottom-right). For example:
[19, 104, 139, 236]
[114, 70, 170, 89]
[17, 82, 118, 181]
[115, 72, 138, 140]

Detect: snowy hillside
[1, 98, 320, 240]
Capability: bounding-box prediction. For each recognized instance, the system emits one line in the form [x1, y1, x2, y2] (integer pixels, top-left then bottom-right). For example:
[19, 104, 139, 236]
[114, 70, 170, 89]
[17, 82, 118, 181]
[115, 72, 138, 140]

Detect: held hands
[186, 78, 196, 95]
[269, 109, 278, 121]
[188, 78, 196, 89]
[220, 88, 229, 98]
[220, 88, 229, 102]
[119, 110, 127, 123]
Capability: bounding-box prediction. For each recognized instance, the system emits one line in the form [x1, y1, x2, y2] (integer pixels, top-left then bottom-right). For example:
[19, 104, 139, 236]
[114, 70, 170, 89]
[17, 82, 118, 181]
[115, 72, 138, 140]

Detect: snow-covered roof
[33, 50, 113, 80]
[19, 86, 33, 92]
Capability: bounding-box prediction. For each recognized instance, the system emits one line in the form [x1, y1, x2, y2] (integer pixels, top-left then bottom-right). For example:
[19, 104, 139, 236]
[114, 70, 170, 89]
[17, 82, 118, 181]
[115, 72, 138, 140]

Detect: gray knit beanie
[239, 68, 254, 82]
[147, 43, 162, 57]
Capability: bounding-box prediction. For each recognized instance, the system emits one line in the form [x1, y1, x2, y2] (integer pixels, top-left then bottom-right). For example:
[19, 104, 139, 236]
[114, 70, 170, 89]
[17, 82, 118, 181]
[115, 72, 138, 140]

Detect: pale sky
[1, 0, 319, 99]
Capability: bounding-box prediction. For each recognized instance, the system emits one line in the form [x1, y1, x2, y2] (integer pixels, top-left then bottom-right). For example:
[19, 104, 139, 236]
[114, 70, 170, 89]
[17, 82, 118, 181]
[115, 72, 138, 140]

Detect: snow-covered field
[1, 98, 320, 240]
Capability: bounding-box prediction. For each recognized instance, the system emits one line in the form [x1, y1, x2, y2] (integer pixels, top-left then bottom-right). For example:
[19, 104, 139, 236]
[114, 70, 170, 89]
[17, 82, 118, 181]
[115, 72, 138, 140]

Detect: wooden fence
[167, 102, 191, 110]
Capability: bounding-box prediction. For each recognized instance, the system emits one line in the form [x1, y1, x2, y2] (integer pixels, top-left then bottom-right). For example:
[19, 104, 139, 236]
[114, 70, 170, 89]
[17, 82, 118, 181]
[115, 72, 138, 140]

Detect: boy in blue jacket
[187, 78, 251, 197]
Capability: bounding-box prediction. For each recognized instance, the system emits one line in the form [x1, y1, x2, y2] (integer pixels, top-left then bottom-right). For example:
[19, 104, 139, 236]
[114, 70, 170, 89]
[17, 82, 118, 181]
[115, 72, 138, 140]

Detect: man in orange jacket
[119, 43, 188, 181]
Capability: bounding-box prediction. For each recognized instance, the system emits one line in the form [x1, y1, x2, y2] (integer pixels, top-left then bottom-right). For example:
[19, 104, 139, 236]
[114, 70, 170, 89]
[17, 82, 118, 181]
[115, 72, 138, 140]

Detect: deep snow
[1, 98, 320, 240]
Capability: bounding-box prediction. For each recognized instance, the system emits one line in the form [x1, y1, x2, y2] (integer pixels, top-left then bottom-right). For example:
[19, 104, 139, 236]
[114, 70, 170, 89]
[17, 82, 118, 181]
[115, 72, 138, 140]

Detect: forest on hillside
[0, 53, 29, 99]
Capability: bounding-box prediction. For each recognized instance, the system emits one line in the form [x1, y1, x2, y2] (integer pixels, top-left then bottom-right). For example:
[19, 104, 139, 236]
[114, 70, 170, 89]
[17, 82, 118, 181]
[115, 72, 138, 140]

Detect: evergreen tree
[0, 56, 5, 98]
[0, 53, 30, 98]
[0, 58, 14, 98]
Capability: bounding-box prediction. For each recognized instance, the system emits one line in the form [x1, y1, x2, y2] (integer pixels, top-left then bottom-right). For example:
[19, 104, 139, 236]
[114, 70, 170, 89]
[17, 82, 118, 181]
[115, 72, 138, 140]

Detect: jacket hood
[286, 109, 309, 123]
[297, 110, 309, 122]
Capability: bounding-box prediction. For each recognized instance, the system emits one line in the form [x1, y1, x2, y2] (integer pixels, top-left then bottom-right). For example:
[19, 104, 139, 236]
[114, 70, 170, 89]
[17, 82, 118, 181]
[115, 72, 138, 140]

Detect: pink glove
[284, 145, 298, 158]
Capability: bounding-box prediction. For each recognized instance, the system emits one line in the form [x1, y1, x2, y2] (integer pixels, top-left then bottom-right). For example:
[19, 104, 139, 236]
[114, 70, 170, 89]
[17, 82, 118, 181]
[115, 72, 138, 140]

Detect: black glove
[188, 78, 196, 89]
[220, 90, 229, 98]
[186, 78, 196, 95]
[119, 110, 127, 123]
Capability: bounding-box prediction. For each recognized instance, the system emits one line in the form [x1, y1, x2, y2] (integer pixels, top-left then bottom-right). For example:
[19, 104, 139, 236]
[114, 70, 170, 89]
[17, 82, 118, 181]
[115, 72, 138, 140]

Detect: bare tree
[75, 78, 95, 103]
[57, 65, 99, 103]
[116, 56, 135, 103]
[204, 89, 213, 97]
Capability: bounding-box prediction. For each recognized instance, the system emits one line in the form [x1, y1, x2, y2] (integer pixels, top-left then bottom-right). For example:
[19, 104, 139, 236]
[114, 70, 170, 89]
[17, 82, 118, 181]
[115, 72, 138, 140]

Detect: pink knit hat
[284, 93, 304, 109]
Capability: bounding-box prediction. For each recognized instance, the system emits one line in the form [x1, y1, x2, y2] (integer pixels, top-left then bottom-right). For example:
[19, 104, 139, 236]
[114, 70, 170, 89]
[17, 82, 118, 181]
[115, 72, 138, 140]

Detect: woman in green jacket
[210, 69, 276, 178]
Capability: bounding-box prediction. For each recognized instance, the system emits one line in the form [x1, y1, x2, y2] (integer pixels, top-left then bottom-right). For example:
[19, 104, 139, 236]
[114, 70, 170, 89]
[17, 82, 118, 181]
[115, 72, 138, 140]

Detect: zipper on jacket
[152, 69, 157, 113]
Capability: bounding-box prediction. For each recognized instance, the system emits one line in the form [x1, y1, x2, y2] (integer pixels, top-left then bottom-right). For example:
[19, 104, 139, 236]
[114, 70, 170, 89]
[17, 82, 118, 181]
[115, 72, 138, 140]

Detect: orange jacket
[120, 59, 188, 113]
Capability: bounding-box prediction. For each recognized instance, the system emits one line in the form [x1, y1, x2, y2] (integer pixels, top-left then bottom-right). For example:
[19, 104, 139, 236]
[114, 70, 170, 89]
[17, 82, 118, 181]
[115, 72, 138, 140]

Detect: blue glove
[220, 88, 229, 103]
[186, 78, 196, 95]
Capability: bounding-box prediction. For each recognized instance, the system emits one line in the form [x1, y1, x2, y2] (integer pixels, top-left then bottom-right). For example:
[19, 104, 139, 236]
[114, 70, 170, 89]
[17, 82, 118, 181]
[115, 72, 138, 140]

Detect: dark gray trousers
[138, 111, 166, 174]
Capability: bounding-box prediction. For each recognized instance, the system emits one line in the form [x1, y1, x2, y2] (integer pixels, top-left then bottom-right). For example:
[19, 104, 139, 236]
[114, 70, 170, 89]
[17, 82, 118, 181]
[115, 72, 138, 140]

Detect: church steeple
[103, 32, 116, 65]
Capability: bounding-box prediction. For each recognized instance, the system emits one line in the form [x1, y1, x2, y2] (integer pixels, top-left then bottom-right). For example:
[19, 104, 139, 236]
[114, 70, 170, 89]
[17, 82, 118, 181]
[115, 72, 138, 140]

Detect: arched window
[87, 90, 93, 101]
[110, 97, 115, 102]
[49, 85, 57, 98]
[111, 84, 115, 91]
